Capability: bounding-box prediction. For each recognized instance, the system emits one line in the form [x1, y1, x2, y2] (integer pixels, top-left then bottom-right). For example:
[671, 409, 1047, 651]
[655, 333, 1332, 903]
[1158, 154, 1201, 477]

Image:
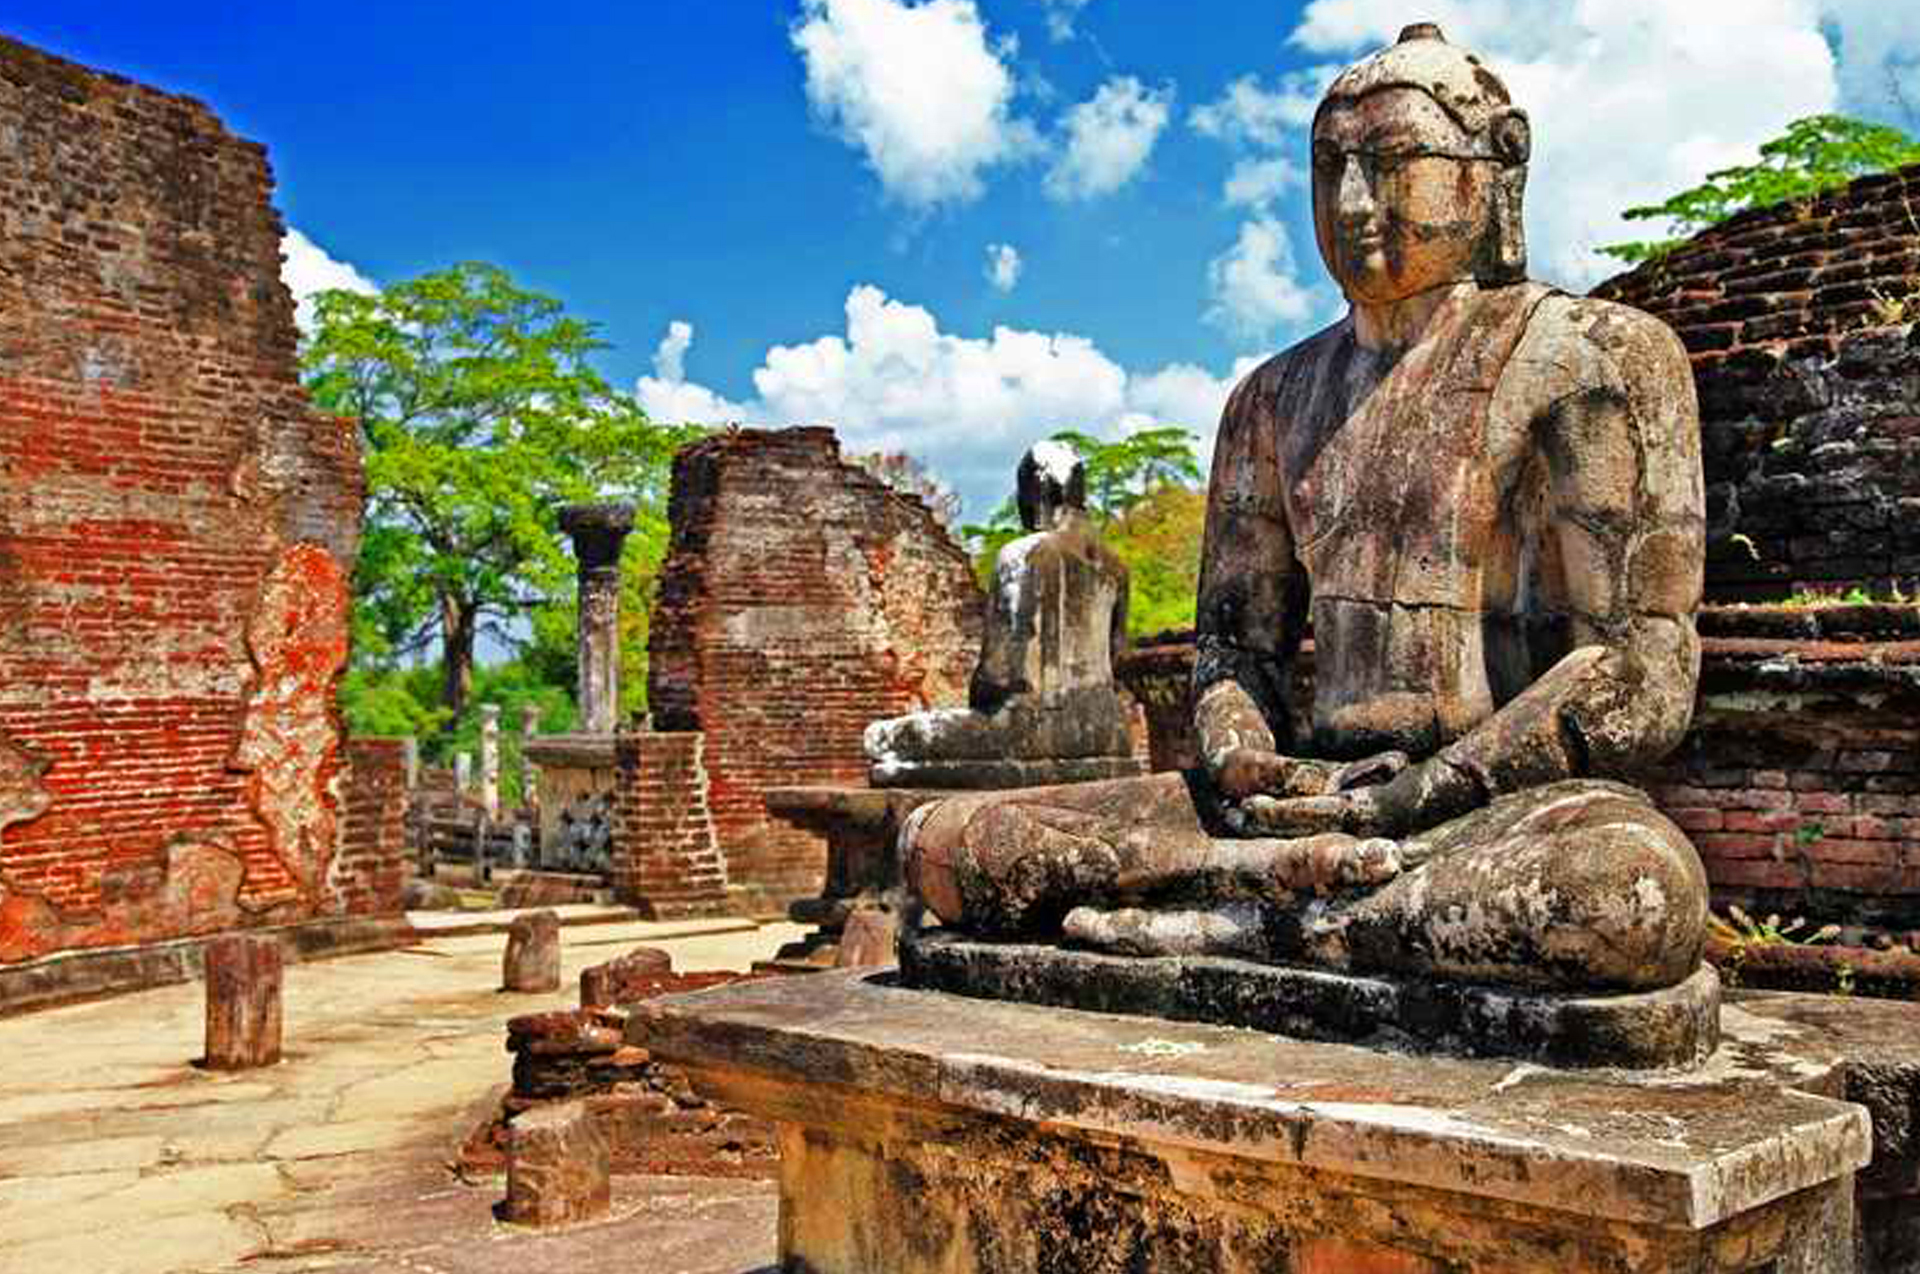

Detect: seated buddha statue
[897, 23, 1710, 995]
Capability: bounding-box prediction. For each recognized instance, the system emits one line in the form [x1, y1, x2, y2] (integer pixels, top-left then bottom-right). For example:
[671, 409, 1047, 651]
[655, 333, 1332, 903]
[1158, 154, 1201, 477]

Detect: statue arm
[969, 546, 1027, 713]
[1192, 368, 1326, 800]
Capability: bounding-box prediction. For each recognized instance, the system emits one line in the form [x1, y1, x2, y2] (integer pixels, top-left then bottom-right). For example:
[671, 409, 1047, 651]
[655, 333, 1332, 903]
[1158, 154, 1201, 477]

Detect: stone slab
[630, 969, 1870, 1233]
[899, 927, 1721, 1070]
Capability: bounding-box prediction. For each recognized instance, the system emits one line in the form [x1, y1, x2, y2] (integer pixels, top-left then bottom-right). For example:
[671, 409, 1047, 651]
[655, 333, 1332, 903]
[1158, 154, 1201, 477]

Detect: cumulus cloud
[1206, 216, 1322, 343]
[635, 287, 1252, 515]
[279, 229, 376, 332]
[1820, 0, 1920, 118]
[636, 319, 756, 427]
[1190, 69, 1333, 148]
[1040, 0, 1093, 43]
[985, 242, 1024, 292]
[653, 320, 694, 384]
[1281, 1, 1843, 286]
[1045, 76, 1174, 200]
[792, 0, 1038, 208]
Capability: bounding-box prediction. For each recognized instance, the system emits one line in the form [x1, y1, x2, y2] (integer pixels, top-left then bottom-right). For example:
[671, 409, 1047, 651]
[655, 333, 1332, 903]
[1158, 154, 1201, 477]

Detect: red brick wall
[611, 731, 728, 919]
[1593, 166, 1920, 601]
[335, 740, 408, 919]
[0, 36, 379, 964]
[644, 428, 982, 913]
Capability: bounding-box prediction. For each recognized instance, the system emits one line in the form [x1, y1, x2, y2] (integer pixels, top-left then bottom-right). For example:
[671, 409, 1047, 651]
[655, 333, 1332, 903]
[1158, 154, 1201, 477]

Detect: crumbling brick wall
[0, 36, 385, 966]
[1594, 165, 1920, 601]
[637, 427, 983, 915]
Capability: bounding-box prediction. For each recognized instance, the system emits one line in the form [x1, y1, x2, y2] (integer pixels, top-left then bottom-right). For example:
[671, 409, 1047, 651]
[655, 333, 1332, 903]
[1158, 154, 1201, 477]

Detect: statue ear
[1490, 108, 1531, 165]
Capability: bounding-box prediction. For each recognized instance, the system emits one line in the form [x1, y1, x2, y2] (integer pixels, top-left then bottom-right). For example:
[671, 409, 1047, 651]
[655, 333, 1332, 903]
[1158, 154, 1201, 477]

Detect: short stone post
[203, 933, 282, 1070]
[480, 704, 502, 822]
[504, 909, 562, 992]
[455, 750, 473, 795]
[503, 1099, 609, 1226]
[400, 735, 420, 790]
[557, 503, 637, 735]
[519, 703, 540, 812]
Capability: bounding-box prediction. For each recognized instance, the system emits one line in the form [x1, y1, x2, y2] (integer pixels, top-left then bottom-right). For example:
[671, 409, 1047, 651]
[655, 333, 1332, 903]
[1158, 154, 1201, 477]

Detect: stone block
[833, 909, 896, 968]
[502, 1099, 609, 1227]
[202, 934, 282, 1071]
[579, 946, 673, 1007]
[502, 909, 561, 993]
[633, 970, 1872, 1274]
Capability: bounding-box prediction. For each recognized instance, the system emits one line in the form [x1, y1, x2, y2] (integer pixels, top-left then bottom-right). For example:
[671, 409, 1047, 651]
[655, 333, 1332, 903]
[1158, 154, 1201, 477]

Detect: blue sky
[11, 1, 1919, 516]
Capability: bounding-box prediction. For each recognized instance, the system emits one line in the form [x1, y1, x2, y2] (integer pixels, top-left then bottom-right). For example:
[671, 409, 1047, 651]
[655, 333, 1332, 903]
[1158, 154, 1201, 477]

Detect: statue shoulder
[1218, 317, 1349, 433]
[1509, 291, 1692, 405]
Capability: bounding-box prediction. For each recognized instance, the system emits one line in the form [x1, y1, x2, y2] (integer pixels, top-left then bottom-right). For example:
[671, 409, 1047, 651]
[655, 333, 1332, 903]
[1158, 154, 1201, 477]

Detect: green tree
[1600, 114, 1920, 264]
[302, 262, 692, 718]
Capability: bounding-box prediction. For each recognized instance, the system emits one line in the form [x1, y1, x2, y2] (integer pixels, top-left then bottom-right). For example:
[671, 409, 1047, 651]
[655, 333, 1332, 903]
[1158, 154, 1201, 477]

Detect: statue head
[1310, 23, 1530, 305]
[1016, 440, 1087, 532]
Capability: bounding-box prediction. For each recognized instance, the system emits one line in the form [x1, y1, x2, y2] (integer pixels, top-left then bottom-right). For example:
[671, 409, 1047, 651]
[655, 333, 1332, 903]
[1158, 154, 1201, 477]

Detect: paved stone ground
[0, 913, 799, 1273]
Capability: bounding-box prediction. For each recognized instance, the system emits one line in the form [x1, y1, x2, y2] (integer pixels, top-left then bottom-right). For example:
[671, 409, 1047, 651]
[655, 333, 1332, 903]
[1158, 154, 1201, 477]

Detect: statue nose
[1336, 156, 1376, 220]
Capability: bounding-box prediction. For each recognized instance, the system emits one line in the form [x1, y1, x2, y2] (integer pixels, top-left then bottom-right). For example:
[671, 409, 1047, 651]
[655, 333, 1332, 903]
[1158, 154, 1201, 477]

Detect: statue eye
[1311, 144, 1344, 177]
[1371, 150, 1418, 175]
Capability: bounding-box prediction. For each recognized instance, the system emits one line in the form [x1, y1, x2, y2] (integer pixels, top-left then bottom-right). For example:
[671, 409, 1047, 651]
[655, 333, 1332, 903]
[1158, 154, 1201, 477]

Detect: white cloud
[635, 287, 1251, 515]
[985, 242, 1024, 292]
[279, 229, 375, 333]
[792, 0, 1037, 208]
[1223, 157, 1305, 209]
[1046, 76, 1174, 201]
[1040, 0, 1093, 43]
[1820, 0, 1920, 118]
[1206, 216, 1322, 343]
[1282, 1, 1842, 286]
[1190, 69, 1333, 148]
[636, 319, 756, 426]
[653, 320, 694, 383]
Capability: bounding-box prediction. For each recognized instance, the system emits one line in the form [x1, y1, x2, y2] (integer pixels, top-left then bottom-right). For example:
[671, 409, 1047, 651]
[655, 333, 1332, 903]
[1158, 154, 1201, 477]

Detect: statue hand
[1240, 756, 1474, 839]
[1212, 747, 1337, 802]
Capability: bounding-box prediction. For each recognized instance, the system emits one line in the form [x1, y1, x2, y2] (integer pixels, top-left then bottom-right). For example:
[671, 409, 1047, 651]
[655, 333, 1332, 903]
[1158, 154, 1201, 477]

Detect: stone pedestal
[503, 1099, 610, 1227]
[632, 971, 1876, 1274]
[503, 909, 561, 993]
[523, 733, 618, 875]
[763, 786, 948, 968]
[202, 933, 283, 1070]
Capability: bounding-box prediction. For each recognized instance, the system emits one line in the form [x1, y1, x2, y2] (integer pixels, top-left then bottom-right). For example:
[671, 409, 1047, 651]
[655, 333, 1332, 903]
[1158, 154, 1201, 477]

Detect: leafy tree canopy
[301, 261, 699, 719]
[1600, 114, 1920, 264]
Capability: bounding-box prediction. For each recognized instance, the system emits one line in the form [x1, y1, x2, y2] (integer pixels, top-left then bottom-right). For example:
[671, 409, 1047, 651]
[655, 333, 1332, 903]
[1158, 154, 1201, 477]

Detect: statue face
[1311, 87, 1503, 305]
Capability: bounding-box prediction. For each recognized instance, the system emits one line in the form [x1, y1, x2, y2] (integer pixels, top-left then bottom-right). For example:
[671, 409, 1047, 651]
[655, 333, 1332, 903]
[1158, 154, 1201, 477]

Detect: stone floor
[0, 911, 801, 1274]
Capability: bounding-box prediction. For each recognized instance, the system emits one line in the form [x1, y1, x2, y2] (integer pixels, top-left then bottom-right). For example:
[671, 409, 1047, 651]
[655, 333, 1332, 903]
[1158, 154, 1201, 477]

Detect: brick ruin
[616, 427, 982, 916]
[0, 37, 405, 1007]
[1595, 163, 1920, 602]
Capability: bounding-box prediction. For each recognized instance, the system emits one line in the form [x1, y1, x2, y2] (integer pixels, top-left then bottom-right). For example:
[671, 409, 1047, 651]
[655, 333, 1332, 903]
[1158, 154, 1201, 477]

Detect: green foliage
[962, 427, 1207, 636]
[1777, 582, 1913, 608]
[301, 261, 697, 719]
[1601, 114, 1920, 264]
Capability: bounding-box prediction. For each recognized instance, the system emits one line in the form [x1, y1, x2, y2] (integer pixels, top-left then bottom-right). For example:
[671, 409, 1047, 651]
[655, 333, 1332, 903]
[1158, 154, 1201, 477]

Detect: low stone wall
[1115, 606, 1920, 934]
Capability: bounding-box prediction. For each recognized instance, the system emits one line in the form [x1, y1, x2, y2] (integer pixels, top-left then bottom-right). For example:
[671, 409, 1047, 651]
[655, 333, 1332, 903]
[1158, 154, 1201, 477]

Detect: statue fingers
[1241, 793, 1351, 836]
[1339, 837, 1403, 887]
[1332, 750, 1411, 791]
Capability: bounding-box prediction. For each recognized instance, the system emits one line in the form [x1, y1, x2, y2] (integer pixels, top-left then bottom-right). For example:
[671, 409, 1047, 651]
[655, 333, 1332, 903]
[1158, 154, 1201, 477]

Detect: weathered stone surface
[635, 970, 1871, 1273]
[202, 933, 282, 1070]
[502, 1099, 610, 1227]
[834, 909, 897, 969]
[867, 443, 1138, 787]
[578, 946, 672, 1008]
[898, 25, 1711, 1011]
[900, 927, 1721, 1069]
[502, 910, 561, 993]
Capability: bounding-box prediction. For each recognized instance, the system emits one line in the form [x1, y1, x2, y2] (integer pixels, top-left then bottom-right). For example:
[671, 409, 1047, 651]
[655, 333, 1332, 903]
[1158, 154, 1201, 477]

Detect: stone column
[203, 933, 282, 1070]
[455, 751, 472, 795]
[480, 703, 502, 822]
[557, 503, 637, 736]
[504, 909, 562, 992]
[520, 704, 540, 811]
[400, 736, 420, 790]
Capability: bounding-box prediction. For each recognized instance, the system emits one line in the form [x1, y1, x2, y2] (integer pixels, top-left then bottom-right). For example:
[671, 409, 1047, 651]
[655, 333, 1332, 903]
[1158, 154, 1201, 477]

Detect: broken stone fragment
[502, 1099, 609, 1227]
[502, 909, 562, 993]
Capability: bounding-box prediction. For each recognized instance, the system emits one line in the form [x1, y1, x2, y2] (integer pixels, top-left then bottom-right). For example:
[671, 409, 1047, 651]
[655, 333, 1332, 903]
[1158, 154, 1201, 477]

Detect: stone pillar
[557, 503, 637, 736]
[480, 703, 501, 822]
[520, 704, 540, 812]
[503, 1099, 610, 1227]
[455, 751, 472, 795]
[504, 909, 562, 992]
[400, 736, 420, 790]
[202, 934, 282, 1070]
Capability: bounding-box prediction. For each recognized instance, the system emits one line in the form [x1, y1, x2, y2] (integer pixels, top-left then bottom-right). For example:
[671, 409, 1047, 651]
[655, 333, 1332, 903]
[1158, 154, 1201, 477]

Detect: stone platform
[899, 927, 1721, 1070]
[632, 970, 1872, 1274]
[870, 753, 1144, 790]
